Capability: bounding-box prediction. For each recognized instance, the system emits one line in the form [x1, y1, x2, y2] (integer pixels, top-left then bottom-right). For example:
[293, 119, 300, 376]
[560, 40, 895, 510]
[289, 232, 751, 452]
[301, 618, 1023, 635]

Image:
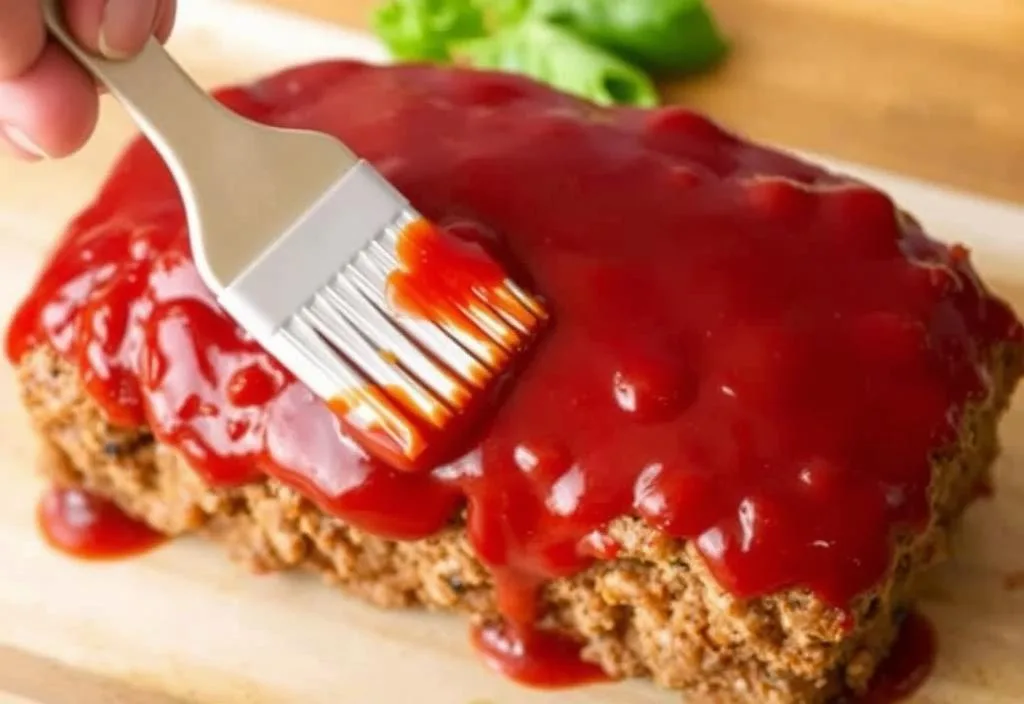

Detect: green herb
[516, 0, 728, 73]
[452, 20, 659, 107]
[370, 0, 729, 107]
[373, 0, 487, 61]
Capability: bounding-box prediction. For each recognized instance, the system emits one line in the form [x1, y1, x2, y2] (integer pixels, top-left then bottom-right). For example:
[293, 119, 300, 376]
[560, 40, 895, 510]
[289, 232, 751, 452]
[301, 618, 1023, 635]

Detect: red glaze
[861, 611, 937, 703]
[471, 622, 608, 689]
[353, 217, 546, 473]
[327, 385, 434, 473]
[37, 486, 165, 560]
[390, 218, 511, 335]
[7, 62, 1022, 678]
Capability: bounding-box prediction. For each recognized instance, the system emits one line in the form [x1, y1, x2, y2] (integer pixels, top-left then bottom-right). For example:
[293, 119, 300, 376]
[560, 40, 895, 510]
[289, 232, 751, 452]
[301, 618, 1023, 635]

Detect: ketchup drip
[860, 611, 937, 703]
[7, 62, 1021, 681]
[471, 622, 608, 688]
[37, 487, 165, 560]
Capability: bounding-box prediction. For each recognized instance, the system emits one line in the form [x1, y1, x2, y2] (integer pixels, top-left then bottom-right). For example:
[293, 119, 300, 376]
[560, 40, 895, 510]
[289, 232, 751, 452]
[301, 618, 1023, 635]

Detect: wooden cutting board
[1, 2, 1023, 702]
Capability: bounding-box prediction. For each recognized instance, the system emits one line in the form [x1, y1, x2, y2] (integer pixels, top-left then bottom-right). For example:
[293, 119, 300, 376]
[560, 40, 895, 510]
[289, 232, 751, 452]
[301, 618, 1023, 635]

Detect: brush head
[218, 161, 547, 472]
[37, 9, 548, 472]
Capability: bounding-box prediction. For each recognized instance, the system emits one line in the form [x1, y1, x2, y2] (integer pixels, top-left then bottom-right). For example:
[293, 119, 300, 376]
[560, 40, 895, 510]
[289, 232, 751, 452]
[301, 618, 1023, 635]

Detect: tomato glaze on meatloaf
[8, 61, 1023, 702]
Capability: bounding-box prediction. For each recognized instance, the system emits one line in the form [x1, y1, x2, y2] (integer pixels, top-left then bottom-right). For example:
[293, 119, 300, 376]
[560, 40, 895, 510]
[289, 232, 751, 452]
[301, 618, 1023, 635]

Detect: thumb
[62, 0, 160, 59]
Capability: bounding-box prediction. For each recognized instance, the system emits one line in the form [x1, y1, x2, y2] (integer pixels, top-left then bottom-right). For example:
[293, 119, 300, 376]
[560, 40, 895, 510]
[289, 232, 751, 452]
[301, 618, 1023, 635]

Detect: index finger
[0, 0, 45, 79]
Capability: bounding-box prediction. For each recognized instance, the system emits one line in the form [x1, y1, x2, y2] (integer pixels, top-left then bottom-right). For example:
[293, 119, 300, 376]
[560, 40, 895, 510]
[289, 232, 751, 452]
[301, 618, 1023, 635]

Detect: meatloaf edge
[16, 341, 1023, 703]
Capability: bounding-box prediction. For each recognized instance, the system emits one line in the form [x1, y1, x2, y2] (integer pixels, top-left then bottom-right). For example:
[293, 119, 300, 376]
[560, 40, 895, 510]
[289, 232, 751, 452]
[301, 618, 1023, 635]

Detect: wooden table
[255, 0, 1024, 204]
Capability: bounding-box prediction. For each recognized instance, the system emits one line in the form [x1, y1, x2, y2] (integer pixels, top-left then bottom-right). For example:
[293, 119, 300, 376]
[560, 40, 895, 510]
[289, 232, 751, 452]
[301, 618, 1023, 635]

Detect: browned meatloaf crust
[16, 341, 1023, 703]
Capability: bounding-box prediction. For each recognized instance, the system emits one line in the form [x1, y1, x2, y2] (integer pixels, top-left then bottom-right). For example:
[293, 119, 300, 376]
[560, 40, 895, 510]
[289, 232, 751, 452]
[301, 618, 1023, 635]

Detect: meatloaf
[8, 61, 1024, 703]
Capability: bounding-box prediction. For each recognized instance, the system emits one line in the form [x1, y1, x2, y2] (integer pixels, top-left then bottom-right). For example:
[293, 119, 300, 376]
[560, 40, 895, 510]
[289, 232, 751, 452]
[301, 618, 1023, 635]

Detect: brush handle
[40, 0, 232, 175]
[41, 0, 362, 285]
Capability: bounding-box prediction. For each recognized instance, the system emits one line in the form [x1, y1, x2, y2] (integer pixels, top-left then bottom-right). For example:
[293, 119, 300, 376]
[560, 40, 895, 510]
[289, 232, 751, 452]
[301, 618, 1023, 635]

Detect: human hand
[0, 0, 176, 161]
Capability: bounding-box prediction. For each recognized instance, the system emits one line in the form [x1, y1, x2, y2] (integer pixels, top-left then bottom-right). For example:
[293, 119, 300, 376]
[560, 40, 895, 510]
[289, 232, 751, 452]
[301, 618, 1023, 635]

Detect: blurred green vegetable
[487, 0, 532, 25]
[452, 20, 659, 107]
[370, 0, 728, 107]
[513, 0, 728, 73]
[373, 0, 486, 61]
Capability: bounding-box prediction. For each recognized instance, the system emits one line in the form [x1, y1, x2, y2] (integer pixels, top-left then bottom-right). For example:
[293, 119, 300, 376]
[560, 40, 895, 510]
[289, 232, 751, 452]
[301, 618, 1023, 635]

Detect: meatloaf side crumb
[17, 342, 1023, 703]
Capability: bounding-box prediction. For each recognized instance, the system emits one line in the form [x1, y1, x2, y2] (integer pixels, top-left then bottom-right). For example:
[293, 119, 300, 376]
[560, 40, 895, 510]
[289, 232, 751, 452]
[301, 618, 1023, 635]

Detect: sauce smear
[37, 486, 165, 560]
[327, 385, 433, 473]
[389, 219, 511, 333]
[328, 218, 544, 472]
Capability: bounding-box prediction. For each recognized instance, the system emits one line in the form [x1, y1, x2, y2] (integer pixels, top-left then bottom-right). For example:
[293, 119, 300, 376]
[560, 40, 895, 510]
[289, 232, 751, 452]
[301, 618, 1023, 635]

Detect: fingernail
[99, 0, 159, 59]
[0, 124, 46, 161]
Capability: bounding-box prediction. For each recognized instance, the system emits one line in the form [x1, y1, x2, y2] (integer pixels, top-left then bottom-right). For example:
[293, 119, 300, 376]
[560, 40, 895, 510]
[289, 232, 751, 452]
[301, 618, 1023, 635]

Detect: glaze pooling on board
[37, 487, 166, 560]
[6, 62, 1021, 673]
[860, 611, 938, 703]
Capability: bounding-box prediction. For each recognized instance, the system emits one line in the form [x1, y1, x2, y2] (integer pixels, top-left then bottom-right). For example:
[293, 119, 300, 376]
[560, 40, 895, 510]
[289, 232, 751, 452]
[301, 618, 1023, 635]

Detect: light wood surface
[256, 0, 1024, 204]
[0, 6, 1023, 704]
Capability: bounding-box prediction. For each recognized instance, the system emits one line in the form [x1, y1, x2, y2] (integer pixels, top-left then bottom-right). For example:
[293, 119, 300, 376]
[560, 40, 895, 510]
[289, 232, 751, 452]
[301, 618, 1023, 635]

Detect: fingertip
[64, 0, 160, 58]
[0, 124, 45, 162]
[61, 0, 105, 54]
[0, 1, 45, 79]
[0, 44, 100, 159]
[98, 0, 160, 58]
[155, 0, 178, 43]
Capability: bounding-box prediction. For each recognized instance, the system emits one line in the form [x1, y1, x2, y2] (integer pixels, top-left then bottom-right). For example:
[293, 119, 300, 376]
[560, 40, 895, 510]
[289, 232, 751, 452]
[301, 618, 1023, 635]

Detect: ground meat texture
[16, 342, 1022, 702]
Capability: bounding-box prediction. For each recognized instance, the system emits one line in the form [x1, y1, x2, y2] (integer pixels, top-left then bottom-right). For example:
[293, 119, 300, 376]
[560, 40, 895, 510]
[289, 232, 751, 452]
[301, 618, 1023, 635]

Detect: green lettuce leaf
[452, 20, 660, 107]
[373, 0, 487, 61]
[516, 0, 728, 73]
[486, 0, 532, 25]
